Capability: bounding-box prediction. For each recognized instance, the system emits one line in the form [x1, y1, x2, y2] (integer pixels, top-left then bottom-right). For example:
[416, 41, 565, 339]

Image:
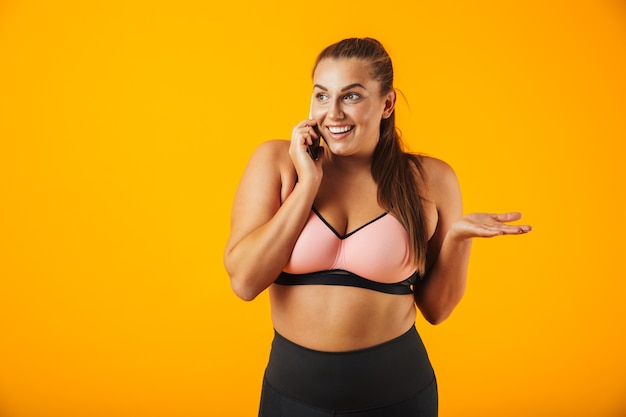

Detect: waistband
[264, 325, 434, 411]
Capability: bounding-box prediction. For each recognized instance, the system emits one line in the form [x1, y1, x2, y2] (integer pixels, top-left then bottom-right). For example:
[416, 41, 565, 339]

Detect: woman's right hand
[289, 119, 324, 186]
[225, 127, 325, 301]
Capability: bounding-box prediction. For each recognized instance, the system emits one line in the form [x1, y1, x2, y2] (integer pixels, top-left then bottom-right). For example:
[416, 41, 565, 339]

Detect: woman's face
[311, 58, 395, 158]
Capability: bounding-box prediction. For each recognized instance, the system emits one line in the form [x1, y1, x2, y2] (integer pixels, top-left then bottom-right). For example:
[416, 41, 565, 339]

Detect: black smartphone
[308, 124, 322, 160]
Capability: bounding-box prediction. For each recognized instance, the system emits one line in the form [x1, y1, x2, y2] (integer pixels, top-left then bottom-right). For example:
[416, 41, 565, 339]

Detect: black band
[274, 270, 415, 295]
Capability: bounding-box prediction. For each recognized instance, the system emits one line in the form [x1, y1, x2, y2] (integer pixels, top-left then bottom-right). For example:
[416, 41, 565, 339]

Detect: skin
[223, 57, 531, 352]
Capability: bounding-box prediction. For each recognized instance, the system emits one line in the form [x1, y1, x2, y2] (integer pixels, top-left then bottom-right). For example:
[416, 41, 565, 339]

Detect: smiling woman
[311, 61, 391, 159]
[1, 1, 625, 416]
[223, 37, 531, 417]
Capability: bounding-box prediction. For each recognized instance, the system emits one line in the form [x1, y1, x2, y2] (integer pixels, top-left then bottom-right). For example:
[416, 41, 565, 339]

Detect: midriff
[269, 283, 417, 352]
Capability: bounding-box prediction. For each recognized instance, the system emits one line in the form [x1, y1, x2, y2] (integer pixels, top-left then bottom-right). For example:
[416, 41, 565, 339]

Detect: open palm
[451, 212, 532, 239]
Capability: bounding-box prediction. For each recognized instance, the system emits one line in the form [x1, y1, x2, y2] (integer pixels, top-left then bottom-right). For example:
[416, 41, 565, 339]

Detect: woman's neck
[325, 152, 373, 175]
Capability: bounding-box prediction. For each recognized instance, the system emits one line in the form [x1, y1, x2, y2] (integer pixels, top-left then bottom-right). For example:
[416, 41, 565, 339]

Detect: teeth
[328, 126, 353, 134]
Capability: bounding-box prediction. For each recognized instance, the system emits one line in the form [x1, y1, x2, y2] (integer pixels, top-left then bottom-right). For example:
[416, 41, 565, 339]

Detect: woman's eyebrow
[313, 83, 367, 92]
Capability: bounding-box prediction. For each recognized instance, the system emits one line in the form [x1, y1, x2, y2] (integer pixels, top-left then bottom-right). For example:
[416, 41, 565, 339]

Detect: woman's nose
[327, 100, 344, 119]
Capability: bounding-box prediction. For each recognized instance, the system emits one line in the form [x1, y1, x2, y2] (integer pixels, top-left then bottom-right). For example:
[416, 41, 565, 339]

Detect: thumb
[492, 212, 522, 223]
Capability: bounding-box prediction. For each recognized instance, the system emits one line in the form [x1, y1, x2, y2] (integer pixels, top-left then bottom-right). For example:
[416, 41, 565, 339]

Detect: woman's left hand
[449, 212, 532, 241]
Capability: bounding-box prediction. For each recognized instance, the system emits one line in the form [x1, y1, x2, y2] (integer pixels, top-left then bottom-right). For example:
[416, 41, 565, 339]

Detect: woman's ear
[381, 90, 396, 119]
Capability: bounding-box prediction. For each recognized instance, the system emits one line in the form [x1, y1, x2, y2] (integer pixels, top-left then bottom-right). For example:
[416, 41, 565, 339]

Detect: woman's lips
[326, 125, 354, 138]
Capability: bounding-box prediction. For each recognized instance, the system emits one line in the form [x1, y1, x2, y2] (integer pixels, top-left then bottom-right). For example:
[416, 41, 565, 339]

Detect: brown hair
[313, 37, 428, 275]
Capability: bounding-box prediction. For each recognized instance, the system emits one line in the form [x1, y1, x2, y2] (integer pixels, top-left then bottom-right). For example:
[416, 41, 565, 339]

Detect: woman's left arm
[414, 159, 531, 325]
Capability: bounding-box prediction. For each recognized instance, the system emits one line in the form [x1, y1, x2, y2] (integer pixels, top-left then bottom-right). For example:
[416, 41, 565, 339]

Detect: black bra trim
[311, 206, 388, 240]
[274, 270, 416, 295]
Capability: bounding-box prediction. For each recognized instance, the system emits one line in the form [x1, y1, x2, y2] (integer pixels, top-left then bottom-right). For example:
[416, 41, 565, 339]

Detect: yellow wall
[1, 1, 625, 416]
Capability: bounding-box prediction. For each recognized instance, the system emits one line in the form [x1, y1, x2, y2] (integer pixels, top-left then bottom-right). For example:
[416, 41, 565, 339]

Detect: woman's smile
[325, 124, 355, 139]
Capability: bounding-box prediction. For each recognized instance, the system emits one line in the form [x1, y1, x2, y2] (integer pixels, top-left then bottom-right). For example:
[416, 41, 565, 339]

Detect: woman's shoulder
[246, 140, 296, 186]
[251, 139, 291, 159]
[412, 154, 456, 182]
[415, 154, 455, 176]
[246, 140, 292, 169]
[412, 154, 460, 197]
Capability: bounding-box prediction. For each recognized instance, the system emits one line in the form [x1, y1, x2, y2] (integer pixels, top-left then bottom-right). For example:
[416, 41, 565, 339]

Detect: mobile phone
[308, 125, 322, 160]
[308, 102, 322, 160]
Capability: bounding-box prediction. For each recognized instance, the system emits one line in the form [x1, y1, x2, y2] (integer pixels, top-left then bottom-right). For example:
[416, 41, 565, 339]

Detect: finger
[478, 225, 507, 236]
[300, 119, 317, 128]
[293, 128, 312, 145]
[491, 212, 522, 223]
[293, 119, 315, 135]
[494, 224, 532, 235]
[300, 132, 312, 146]
[304, 127, 322, 144]
[508, 225, 532, 234]
[476, 226, 512, 238]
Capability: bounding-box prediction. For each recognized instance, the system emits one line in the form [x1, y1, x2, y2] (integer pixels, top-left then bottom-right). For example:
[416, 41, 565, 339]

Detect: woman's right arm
[224, 123, 323, 301]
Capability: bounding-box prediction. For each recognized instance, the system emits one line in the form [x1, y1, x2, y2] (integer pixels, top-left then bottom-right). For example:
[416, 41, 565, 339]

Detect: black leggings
[259, 325, 438, 417]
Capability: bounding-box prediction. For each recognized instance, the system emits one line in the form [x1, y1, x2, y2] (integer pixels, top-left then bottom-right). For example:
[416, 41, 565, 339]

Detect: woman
[224, 37, 531, 417]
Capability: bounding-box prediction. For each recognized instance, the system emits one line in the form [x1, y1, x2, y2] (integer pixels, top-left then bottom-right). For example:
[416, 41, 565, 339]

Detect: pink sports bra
[274, 207, 418, 295]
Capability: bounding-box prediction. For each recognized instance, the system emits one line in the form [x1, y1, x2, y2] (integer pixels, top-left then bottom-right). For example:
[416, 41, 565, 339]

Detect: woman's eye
[316, 93, 329, 101]
[344, 93, 360, 101]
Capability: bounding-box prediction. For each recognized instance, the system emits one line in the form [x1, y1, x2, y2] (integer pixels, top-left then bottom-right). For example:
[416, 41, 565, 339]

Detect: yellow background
[1, 0, 625, 416]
